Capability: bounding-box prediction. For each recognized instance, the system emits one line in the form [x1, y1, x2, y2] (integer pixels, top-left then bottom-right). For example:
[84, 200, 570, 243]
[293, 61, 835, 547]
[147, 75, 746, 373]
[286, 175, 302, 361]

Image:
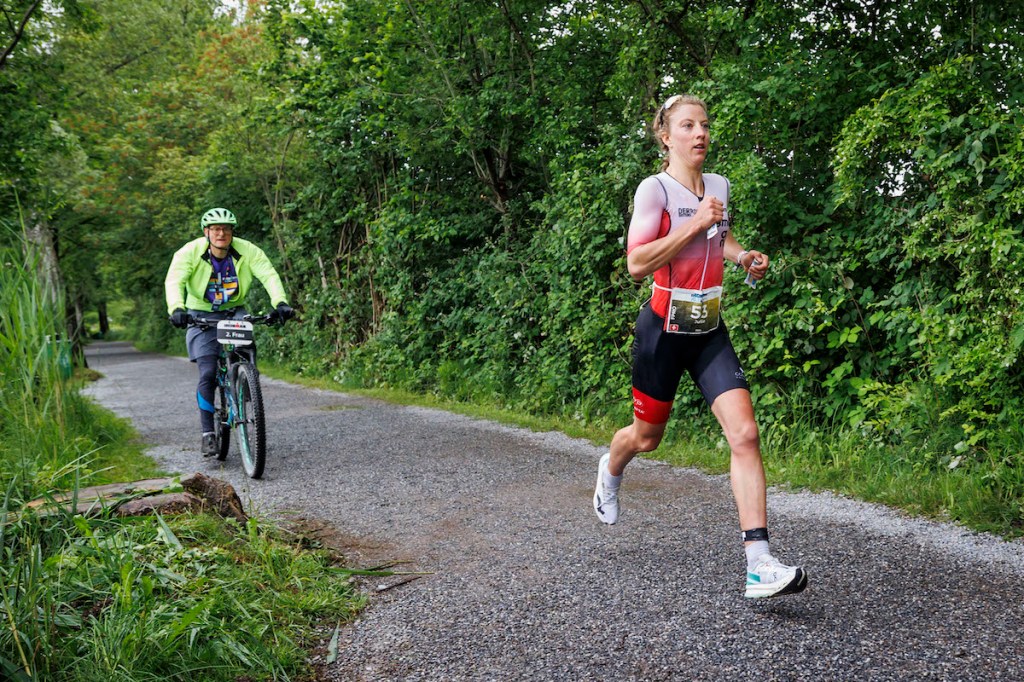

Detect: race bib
[665, 286, 722, 335]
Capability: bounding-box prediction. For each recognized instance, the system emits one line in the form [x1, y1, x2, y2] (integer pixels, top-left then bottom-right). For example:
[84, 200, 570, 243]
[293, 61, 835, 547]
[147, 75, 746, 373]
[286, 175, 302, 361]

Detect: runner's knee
[632, 429, 664, 454]
[724, 419, 759, 453]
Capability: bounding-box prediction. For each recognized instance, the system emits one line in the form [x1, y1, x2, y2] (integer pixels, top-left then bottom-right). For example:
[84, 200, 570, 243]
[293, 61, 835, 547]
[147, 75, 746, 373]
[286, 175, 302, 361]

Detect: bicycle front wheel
[234, 363, 266, 479]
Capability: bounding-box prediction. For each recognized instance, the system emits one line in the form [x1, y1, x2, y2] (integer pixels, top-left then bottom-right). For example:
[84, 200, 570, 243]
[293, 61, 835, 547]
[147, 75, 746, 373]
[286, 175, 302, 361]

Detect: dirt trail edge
[84, 341, 1024, 682]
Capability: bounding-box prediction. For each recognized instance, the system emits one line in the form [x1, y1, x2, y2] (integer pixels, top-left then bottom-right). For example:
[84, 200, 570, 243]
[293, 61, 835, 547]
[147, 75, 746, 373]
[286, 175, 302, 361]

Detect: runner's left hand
[742, 250, 769, 281]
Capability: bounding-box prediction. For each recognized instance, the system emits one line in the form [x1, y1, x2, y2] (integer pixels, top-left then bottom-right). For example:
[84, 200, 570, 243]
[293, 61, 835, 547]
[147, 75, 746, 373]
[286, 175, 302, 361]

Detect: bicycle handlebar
[187, 313, 281, 330]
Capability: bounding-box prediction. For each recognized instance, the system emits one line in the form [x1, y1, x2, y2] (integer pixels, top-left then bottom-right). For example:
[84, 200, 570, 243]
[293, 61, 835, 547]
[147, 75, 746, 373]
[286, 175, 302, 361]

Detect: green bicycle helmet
[200, 207, 237, 230]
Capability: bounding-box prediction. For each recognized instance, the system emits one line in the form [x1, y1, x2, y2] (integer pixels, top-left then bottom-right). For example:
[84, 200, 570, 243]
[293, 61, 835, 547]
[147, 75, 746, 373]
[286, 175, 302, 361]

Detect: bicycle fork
[219, 362, 255, 430]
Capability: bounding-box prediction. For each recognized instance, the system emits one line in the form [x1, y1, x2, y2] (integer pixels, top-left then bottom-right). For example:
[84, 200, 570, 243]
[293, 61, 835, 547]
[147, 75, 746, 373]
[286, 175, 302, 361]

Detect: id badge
[665, 286, 722, 335]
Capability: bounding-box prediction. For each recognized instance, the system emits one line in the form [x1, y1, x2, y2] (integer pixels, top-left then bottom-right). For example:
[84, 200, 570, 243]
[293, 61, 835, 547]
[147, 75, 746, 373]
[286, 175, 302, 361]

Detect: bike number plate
[216, 320, 254, 346]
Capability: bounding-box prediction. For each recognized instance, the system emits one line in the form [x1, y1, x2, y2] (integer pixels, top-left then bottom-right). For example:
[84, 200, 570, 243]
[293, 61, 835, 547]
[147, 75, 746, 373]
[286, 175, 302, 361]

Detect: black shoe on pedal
[201, 432, 217, 457]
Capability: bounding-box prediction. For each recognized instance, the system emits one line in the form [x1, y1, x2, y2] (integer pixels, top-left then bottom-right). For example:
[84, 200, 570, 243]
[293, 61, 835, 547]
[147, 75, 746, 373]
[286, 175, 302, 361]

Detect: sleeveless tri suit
[626, 172, 749, 424]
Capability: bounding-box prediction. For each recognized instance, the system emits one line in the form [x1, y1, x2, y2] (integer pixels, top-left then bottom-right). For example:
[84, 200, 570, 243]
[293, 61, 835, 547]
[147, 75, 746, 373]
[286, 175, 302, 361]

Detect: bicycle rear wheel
[214, 383, 230, 461]
[234, 363, 266, 479]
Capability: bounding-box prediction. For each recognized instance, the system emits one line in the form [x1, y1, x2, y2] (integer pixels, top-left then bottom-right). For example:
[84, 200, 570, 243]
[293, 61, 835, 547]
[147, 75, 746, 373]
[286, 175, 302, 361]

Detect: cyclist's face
[204, 224, 233, 250]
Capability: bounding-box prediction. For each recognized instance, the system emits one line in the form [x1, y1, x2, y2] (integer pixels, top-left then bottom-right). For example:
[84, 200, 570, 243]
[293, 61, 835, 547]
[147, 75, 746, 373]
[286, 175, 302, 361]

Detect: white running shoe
[745, 554, 808, 599]
[593, 453, 619, 524]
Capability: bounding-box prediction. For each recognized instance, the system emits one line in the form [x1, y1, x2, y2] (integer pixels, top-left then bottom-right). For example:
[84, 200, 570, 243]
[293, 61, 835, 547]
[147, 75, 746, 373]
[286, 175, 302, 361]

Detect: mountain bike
[189, 313, 280, 479]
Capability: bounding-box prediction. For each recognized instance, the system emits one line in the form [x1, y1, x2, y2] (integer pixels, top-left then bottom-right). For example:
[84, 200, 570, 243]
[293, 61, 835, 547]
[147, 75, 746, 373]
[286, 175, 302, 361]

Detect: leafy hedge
[256, 3, 1024, 465]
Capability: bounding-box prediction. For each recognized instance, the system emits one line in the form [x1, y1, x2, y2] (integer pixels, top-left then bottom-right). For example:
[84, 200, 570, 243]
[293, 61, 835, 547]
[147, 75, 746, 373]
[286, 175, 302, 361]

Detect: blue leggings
[196, 356, 218, 433]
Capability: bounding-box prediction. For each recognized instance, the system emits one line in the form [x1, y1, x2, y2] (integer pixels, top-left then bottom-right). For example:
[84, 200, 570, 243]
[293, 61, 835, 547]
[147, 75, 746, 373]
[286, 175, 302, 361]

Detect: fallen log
[26, 472, 247, 524]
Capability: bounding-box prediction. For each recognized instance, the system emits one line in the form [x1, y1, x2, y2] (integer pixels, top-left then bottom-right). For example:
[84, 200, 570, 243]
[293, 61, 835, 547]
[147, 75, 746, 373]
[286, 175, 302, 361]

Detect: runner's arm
[723, 232, 769, 281]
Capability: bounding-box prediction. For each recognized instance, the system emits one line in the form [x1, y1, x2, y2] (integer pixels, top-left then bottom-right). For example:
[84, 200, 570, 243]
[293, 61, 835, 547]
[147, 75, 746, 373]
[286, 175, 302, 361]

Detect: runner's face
[662, 104, 710, 167]
[204, 224, 233, 251]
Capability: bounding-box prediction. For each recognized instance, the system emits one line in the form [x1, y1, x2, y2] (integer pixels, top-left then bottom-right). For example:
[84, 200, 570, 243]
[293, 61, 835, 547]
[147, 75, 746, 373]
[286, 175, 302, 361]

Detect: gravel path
[84, 341, 1024, 681]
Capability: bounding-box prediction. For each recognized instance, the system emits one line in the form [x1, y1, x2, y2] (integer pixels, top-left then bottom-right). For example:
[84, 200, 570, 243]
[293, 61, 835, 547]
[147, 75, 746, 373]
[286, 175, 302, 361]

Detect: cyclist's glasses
[206, 226, 234, 233]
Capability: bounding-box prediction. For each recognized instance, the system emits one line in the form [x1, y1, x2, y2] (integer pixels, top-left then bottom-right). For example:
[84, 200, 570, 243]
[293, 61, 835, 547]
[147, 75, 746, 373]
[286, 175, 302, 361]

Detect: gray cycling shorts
[185, 308, 247, 361]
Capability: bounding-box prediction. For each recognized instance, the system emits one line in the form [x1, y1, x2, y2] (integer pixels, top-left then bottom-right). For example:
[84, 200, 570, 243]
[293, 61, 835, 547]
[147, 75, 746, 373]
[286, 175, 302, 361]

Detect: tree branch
[0, 0, 43, 71]
[496, 0, 535, 92]
[632, 0, 709, 70]
[104, 45, 160, 75]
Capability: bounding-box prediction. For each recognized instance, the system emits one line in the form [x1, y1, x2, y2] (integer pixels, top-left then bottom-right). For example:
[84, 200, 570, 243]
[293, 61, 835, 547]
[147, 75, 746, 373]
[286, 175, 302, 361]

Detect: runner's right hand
[694, 196, 723, 230]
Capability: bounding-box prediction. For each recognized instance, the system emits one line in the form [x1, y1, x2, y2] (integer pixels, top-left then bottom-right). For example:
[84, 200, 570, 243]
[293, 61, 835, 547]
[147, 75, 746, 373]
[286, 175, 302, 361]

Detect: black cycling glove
[273, 302, 295, 323]
[169, 308, 189, 329]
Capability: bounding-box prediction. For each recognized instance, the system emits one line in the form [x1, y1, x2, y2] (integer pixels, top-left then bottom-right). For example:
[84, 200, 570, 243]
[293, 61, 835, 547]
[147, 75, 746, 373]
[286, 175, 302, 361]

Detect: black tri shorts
[630, 302, 749, 424]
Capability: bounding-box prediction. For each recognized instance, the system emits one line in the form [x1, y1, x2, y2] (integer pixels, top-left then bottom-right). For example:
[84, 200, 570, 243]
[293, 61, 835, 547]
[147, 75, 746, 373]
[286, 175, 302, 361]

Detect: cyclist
[164, 207, 294, 457]
[592, 95, 807, 599]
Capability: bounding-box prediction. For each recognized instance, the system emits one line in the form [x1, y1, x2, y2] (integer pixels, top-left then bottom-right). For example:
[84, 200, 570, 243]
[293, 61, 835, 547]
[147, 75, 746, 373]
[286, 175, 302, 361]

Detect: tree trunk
[23, 212, 63, 306]
[24, 213, 88, 368]
[98, 301, 110, 336]
[67, 294, 87, 368]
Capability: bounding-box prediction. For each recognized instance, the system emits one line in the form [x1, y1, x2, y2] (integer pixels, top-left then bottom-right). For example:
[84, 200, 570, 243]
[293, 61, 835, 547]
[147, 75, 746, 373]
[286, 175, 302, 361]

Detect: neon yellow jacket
[164, 237, 288, 315]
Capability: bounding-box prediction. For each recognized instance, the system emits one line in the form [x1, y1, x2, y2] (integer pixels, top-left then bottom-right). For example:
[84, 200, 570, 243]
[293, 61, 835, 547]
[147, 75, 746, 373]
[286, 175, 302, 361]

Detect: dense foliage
[4, 1, 1024, 528]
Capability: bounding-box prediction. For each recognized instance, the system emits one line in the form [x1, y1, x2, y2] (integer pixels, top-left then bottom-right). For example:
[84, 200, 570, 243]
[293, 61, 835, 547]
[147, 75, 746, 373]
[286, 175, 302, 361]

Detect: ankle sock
[745, 541, 770, 570]
[601, 464, 622, 492]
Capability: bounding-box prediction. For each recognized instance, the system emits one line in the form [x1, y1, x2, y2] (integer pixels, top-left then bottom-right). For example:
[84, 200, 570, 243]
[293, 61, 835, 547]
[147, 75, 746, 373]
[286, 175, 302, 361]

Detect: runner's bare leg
[711, 388, 767, 533]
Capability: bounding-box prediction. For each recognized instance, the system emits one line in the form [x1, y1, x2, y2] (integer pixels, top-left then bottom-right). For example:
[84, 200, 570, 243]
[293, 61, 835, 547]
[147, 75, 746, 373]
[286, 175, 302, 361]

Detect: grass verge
[71, 368, 167, 485]
[261, 363, 1024, 539]
[2, 388, 378, 680]
[1, 501, 379, 681]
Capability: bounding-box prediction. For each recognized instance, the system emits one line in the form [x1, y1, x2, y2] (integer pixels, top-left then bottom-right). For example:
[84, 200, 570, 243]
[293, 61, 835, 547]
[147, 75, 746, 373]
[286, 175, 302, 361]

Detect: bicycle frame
[190, 313, 275, 478]
[217, 343, 257, 431]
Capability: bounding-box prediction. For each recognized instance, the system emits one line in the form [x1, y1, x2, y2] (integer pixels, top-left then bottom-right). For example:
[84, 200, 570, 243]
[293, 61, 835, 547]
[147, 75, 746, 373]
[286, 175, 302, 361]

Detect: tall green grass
[0, 241, 76, 496]
[1, 505, 373, 681]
